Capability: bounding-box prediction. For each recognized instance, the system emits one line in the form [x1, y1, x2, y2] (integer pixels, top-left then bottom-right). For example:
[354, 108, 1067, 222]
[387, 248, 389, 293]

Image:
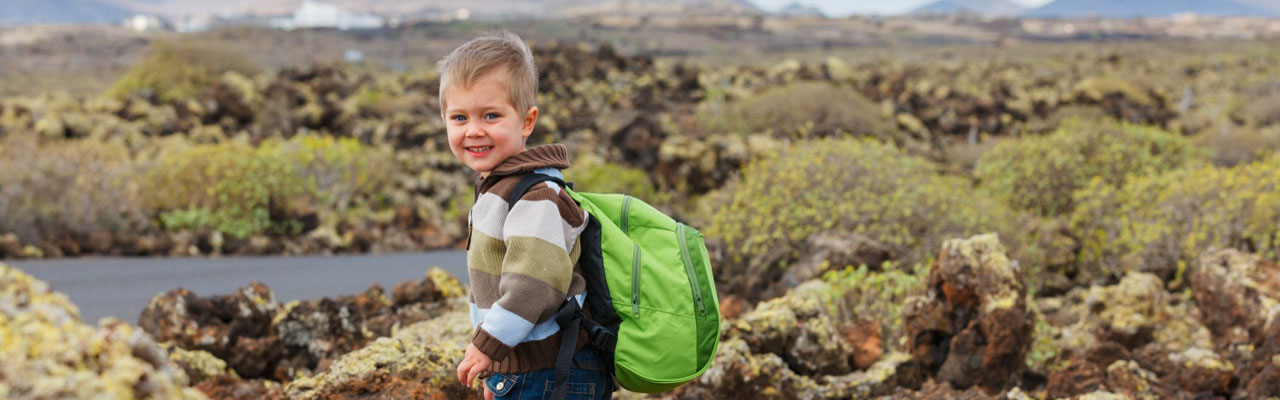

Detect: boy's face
[443, 69, 538, 178]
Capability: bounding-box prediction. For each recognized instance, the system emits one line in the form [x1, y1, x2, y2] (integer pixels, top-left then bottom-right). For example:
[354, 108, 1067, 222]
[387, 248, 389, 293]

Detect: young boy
[444, 32, 611, 400]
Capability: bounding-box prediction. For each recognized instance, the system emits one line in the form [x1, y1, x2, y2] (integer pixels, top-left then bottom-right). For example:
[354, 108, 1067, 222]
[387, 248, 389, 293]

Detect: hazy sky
[749, 0, 1056, 16]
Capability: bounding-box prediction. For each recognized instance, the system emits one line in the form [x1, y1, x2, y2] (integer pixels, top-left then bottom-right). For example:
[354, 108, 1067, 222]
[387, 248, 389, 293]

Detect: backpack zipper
[677, 223, 707, 315]
[620, 196, 633, 235]
[631, 243, 641, 317]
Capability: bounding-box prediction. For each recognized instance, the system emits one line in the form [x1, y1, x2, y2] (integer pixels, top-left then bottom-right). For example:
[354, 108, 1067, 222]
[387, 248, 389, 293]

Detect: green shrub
[274, 135, 395, 212]
[0, 133, 148, 244]
[1070, 156, 1280, 284]
[107, 40, 259, 103]
[139, 135, 393, 238]
[1027, 311, 1062, 372]
[707, 137, 1020, 295]
[976, 118, 1207, 217]
[696, 81, 893, 140]
[140, 139, 300, 238]
[158, 208, 213, 232]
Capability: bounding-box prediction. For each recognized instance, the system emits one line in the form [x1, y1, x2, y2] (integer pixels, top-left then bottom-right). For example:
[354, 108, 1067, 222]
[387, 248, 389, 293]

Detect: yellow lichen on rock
[0, 264, 207, 400]
[1072, 390, 1132, 400]
[940, 233, 1023, 313]
[389, 299, 470, 349]
[1105, 360, 1160, 400]
[1069, 271, 1213, 354]
[284, 306, 475, 399]
[161, 342, 235, 384]
[944, 233, 1016, 279]
[427, 266, 466, 299]
[1169, 347, 1234, 372]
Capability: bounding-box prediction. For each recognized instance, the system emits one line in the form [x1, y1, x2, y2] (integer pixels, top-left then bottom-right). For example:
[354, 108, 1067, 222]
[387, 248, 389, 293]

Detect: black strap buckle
[587, 324, 616, 350]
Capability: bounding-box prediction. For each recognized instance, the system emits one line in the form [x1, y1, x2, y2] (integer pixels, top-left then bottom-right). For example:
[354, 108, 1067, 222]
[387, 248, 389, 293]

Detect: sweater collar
[476, 144, 571, 191]
[488, 144, 570, 177]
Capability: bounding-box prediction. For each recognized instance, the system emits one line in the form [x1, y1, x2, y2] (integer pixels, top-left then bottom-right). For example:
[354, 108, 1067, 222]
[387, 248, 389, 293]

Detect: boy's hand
[457, 343, 493, 389]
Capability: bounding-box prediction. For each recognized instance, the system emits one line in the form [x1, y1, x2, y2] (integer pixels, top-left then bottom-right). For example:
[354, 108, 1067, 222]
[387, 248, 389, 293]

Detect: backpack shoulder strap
[505, 174, 570, 207]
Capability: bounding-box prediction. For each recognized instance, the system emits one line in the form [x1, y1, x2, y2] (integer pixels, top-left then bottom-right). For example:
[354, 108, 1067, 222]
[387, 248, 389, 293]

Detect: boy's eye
[484, 112, 500, 120]
[450, 114, 467, 122]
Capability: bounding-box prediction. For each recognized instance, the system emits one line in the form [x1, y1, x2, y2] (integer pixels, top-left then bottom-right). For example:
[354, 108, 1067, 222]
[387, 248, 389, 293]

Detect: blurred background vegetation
[2, 16, 1279, 308]
[4, 2, 1280, 396]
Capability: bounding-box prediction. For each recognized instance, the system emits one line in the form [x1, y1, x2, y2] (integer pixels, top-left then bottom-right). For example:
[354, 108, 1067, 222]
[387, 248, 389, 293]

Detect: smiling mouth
[466, 146, 492, 153]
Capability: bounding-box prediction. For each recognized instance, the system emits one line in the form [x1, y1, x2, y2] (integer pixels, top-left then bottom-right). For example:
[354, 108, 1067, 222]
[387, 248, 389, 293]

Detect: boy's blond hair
[438, 31, 538, 116]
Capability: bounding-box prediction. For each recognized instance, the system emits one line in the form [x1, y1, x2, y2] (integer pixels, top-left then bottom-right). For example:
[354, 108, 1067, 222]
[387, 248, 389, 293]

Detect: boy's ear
[521, 106, 538, 139]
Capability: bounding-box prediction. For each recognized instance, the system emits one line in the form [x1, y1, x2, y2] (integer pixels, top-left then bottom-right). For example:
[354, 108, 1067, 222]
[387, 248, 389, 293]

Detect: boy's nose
[464, 123, 485, 137]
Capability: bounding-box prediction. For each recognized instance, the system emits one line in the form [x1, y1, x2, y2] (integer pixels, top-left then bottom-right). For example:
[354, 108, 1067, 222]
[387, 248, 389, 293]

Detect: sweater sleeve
[471, 182, 575, 361]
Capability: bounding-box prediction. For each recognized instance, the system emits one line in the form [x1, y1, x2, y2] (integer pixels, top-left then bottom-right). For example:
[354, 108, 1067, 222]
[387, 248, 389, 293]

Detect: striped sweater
[467, 144, 589, 373]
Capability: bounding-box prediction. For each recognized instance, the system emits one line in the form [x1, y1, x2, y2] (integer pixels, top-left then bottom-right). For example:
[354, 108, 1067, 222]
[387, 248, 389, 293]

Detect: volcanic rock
[283, 307, 476, 400]
[672, 279, 923, 399]
[138, 267, 462, 382]
[1191, 248, 1280, 346]
[138, 281, 281, 379]
[902, 233, 1032, 394]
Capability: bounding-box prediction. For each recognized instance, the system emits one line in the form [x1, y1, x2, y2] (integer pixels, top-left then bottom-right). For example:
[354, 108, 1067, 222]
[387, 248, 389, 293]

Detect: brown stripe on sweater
[478, 327, 590, 373]
[493, 273, 577, 321]
[468, 268, 501, 308]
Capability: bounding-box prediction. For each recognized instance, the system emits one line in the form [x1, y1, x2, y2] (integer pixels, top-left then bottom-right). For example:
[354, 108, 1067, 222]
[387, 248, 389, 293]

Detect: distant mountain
[0, 0, 135, 26]
[1238, 0, 1280, 13]
[1023, 0, 1277, 18]
[778, 2, 825, 17]
[121, 0, 761, 18]
[912, 0, 1027, 17]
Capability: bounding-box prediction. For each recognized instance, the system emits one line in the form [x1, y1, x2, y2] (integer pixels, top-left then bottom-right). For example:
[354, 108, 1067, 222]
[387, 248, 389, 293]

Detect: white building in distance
[122, 14, 166, 32]
[269, 0, 384, 31]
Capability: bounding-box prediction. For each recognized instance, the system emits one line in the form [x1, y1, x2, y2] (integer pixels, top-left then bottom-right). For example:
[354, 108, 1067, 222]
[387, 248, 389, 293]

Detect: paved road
[8, 251, 469, 325]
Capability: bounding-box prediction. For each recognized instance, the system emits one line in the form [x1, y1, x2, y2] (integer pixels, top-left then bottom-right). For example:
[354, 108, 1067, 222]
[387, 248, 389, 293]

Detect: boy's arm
[471, 184, 580, 361]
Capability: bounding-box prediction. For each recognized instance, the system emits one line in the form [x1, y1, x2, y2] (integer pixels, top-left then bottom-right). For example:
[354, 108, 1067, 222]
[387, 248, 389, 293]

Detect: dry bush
[1073, 75, 1157, 107]
[696, 81, 894, 140]
[107, 39, 259, 103]
[1024, 105, 1110, 134]
[1230, 80, 1280, 128]
[1244, 92, 1280, 128]
[0, 132, 148, 245]
[1197, 125, 1280, 167]
[977, 118, 1208, 217]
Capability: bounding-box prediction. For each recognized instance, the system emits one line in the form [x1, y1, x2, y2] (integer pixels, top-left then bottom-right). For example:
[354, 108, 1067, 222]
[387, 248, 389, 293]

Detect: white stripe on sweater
[471, 293, 587, 345]
[503, 199, 572, 250]
[471, 192, 509, 240]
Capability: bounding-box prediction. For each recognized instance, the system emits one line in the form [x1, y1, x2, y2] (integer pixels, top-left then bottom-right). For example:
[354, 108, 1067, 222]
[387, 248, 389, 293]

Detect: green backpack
[505, 174, 721, 397]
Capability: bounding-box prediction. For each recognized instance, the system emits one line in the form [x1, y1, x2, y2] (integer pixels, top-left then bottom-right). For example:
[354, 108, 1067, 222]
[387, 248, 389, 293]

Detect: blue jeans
[484, 347, 613, 400]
